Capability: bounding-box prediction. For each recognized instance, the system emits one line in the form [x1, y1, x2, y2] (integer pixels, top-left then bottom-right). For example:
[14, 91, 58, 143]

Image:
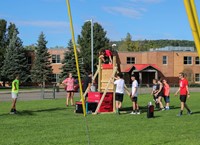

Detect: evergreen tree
[60, 40, 85, 81]
[125, 33, 135, 51]
[0, 19, 7, 80]
[77, 22, 110, 70]
[31, 32, 52, 85]
[1, 29, 29, 82]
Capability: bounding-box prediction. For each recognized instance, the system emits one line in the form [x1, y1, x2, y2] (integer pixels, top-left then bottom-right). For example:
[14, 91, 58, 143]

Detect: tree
[0, 19, 7, 80]
[31, 32, 52, 85]
[60, 40, 85, 81]
[118, 33, 135, 51]
[77, 22, 110, 70]
[1, 29, 29, 83]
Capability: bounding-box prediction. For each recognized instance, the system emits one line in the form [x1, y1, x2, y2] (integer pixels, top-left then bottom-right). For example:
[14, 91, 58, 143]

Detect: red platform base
[88, 92, 113, 113]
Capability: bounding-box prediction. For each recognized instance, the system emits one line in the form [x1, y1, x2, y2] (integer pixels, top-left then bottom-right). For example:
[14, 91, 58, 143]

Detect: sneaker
[130, 111, 136, 115]
[177, 113, 182, 117]
[10, 109, 14, 114]
[187, 111, 192, 115]
[165, 107, 170, 110]
[161, 108, 165, 111]
[136, 111, 141, 115]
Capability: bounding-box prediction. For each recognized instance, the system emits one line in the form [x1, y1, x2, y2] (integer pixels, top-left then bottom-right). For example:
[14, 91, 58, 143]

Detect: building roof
[124, 64, 160, 72]
[149, 46, 194, 52]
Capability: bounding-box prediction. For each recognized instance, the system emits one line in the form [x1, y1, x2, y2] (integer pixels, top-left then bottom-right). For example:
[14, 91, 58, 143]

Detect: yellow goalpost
[184, 0, 200, 57]
[66, 0, 86, 116]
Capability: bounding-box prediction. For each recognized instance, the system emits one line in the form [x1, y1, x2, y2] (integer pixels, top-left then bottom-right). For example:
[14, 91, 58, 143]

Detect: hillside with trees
[112, 33, 195, 52]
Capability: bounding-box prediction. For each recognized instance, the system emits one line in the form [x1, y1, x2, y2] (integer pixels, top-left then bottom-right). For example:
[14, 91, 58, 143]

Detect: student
[151, 79, 159, 108]
[175, 72, 192, 116]
[162, 79, 170, 110]
[62, 73, 75, 106]
[113, 73, 125, 114]
[10, 74, 19, 114]
[99, 49, 112, 64]
[154, 78, 165, 111]
[130, 74, 140, 115]
[83, 71, 92, 101]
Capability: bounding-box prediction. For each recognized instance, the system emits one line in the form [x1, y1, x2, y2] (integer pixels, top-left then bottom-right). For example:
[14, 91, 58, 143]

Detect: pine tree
[1, 28, 29, 82]
[60, 40, 85, 81]
[77, 22, 110, 71]
[31, 32, 52, 85]
[0, 19, 7, 82]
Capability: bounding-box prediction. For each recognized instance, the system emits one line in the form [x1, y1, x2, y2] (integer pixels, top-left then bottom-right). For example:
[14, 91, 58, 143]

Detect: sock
[180, 110, 183, 115]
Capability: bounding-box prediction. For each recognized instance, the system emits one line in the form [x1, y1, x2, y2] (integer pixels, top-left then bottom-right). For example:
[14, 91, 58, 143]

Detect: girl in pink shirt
[62, 73, 75, 106]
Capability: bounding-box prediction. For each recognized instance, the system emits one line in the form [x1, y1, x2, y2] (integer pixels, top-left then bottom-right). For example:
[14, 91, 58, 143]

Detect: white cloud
[103, 6, 142, 18]
[130, 0, 163, 3]
[41, 0, 63, 2]
[15, 20, 69, 27]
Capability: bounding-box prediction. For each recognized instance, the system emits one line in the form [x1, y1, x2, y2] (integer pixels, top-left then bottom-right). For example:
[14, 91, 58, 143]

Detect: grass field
[0, 92, 200, 145]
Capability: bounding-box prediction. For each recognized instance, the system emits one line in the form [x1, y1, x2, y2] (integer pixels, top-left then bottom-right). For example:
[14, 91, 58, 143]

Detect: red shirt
[163, 83, 170, 96]
[179, 78, 188, 95]
[105, 50, 112, 57]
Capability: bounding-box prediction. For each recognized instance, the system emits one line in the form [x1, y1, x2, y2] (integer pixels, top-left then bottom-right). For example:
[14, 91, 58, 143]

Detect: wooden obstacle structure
[82, 56, 117, 114]
[83, 56, 130, 114]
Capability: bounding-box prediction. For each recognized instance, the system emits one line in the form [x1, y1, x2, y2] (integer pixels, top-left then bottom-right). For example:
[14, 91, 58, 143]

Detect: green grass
[0, 93, 200, 145]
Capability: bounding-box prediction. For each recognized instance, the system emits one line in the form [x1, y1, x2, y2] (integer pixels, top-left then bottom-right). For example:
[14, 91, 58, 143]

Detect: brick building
[46, 47, 200, 85]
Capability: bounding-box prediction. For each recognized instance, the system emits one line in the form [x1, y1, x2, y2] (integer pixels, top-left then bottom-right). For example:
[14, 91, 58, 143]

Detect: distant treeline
[111, 39, 195, 52]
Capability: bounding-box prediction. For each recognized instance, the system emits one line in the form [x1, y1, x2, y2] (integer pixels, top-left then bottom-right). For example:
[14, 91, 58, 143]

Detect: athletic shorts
[180, 95, 187, 103]
[67, 90, 74, 93]
[115, 93, 124, 102]
[157, 92, 163, 97]
[131, 96, 138, 102]
[164, 96, 170, 103]
[11, 92, 18, 99]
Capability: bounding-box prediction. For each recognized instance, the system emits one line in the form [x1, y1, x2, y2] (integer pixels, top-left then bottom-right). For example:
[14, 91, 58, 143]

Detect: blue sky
[1, 0, 200, 47]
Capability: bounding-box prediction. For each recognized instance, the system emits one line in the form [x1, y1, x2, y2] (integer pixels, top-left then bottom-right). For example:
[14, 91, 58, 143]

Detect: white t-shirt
[114, 79, 125, 94]
[132, 80, 138, 97]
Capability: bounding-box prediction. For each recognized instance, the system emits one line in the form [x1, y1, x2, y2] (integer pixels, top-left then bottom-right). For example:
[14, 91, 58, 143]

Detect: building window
[162, 56, 167, 64]
[195, 74, 200, 82]
[127, 57, 135, 64]
[183, 56, 192, 65]
[52, 74, 60, 82]
[52, 55, 61, 63]
[195, 57, 200, 64]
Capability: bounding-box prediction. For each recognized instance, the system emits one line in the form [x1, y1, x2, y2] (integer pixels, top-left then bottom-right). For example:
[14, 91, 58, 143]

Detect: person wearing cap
[130, 74, 140, 115]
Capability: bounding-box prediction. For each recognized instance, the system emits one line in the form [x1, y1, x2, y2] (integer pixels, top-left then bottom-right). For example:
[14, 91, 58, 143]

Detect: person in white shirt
[130, 74, 140, 115]
[114, 73, 125, 114]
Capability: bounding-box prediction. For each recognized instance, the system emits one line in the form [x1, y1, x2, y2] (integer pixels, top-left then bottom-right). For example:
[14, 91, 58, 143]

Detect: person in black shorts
[154, 78, 165, 111]
[113, 73, 125, 114]
[83, 71, 92, 101]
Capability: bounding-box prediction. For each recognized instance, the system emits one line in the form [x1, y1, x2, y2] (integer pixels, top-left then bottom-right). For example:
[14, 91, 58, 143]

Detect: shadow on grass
[192, 111, 200, 114]
[0, 107, 67, 116]
[17, 107, 67, 116]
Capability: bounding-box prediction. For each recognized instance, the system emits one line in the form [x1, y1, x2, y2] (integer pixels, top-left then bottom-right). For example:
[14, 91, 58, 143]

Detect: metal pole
[91, 19, 94, 84]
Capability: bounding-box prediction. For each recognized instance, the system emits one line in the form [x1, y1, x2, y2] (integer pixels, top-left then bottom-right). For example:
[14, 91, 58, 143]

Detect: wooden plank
[98, 59, 102, 92]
